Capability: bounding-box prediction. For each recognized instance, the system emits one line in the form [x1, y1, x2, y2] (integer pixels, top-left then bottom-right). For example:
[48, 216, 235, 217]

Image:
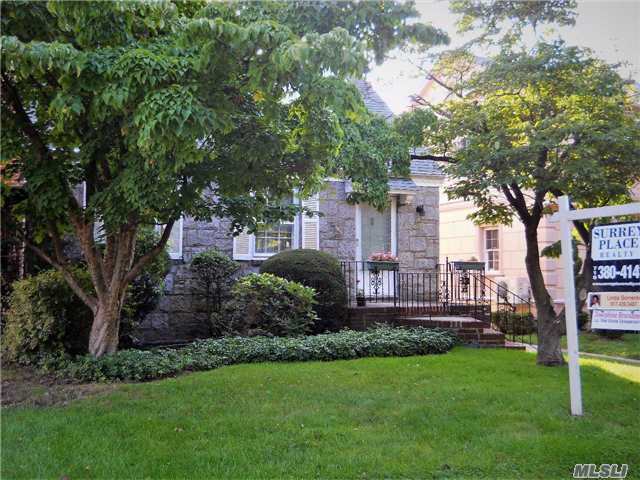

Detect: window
[484, 228, 499, 272]
[254, 223, 294, 255]
[233, 192, 320, 261]
[254, 194, 295, 256]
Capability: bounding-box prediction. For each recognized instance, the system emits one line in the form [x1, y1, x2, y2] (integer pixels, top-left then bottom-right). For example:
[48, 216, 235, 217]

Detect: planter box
[366, 261, 399, 272]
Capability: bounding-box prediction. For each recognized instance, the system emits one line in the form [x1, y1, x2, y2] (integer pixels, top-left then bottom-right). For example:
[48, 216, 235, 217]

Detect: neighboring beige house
[438, 190, 567, 307]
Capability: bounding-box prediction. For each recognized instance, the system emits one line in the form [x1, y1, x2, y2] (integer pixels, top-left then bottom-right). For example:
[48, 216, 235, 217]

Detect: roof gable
[352, 79, 394, 120]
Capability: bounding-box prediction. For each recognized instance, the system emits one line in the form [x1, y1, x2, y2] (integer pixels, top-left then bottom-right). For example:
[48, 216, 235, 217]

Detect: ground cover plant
[56, 327, 458, 382]
[2, 348, 639, 479]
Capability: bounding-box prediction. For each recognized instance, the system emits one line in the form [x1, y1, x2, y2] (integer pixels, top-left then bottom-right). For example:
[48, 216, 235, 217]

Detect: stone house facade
[137, 82, 444, 345]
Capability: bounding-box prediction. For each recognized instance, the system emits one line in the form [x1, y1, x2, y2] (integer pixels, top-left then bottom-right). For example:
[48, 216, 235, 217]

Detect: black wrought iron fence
[341, 261, 398, 305]
[468, 272, 535, 344]
[340, 260, 534, 345]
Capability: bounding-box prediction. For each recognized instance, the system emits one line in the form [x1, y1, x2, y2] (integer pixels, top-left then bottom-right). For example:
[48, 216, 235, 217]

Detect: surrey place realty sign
[590, 221, 640, 331]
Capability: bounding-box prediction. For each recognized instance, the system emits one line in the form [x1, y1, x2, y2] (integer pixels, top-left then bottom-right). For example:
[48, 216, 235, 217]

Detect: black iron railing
[468, 272, 535, 344]
[341, 260, 534, 345]
[341, 260, 398, 305]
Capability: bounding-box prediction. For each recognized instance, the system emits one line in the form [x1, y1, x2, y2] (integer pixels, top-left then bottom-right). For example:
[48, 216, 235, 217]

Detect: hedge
[58, 326, 458, 382]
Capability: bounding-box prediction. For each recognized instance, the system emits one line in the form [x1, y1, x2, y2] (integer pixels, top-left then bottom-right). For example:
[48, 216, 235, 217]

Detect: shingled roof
[410, 159, 443, 176]
[352, 80, 444, 180]
[352, 79, 394, 120]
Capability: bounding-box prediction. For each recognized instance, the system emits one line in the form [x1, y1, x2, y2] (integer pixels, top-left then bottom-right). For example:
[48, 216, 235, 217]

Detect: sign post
[551, 196, 640, 416]
[557, 196, 583, 416]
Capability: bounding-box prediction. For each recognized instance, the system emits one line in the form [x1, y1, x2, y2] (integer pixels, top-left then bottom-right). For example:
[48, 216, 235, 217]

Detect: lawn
[514, 332, 640, 360]
[3, 348, 639, 479]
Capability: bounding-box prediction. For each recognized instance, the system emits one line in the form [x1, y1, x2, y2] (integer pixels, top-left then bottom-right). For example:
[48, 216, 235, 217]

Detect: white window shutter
[301, 194, 320, 250]
[233, 229, 252, 260]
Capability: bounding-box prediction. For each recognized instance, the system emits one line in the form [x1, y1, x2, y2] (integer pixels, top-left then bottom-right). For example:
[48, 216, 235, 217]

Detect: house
[138, 81, 445, 345]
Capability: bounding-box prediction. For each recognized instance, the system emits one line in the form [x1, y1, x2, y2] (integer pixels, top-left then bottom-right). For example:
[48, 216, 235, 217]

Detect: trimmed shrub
[191, 249, 239, 315]
[59, 326, 458, 382]
[212, 273, 317, 337]
[260, 249, 347, 332]
[491, 312, 537, 335]
[2, 268, 94, 365]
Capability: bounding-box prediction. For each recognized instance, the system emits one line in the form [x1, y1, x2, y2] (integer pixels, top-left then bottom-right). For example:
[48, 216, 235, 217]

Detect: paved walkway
[525, 344, 640, 365]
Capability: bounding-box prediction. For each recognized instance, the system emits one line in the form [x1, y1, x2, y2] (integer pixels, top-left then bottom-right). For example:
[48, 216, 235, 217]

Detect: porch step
[347, 310, 507, 347]
[399, 316, 487, 329]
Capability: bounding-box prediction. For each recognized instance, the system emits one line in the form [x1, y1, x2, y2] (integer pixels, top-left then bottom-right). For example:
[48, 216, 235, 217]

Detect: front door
[359, 201, 396, 299]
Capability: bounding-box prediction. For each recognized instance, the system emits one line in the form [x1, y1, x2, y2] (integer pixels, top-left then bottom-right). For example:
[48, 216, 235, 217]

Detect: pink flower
[369, 251, 398, 262]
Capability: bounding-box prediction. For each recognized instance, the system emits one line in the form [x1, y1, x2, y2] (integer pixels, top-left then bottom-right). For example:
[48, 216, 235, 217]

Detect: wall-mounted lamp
[416, 205, 425, 216]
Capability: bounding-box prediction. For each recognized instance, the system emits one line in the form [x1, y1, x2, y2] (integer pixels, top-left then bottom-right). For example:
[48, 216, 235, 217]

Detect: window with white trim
[233, 192, 319, 260]
[484, 228, 499, 272]
[254, 194, 295, 256]
[254, 222, 294, 255]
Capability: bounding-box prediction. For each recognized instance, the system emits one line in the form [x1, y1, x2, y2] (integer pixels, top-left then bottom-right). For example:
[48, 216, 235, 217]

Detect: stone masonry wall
[135, 216, 241, 346]
[396, 186, 440, 300]
[136, 183, 440, 345]
[318, 181, 357, 261]
[397, 186, 439, 271]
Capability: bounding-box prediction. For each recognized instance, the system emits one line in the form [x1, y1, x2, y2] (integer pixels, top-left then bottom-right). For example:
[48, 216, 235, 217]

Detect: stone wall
[135, 216, 240, 346]
[318, 181, 357, 261]
[397, 186, 439, 271]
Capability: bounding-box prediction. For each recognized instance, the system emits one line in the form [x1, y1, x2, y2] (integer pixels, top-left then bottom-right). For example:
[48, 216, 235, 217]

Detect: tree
[1, 1, 448, 356]
[450, 0, 577, 40]
[429, 42, 640, 365]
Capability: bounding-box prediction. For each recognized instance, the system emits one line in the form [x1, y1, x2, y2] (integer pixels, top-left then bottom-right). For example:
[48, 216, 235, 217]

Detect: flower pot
[356, 296, 366, 307]
[366, 261, 399, 272]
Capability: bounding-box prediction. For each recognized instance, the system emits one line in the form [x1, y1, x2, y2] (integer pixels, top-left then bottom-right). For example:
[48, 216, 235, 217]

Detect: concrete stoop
[346, 307, 514, 348]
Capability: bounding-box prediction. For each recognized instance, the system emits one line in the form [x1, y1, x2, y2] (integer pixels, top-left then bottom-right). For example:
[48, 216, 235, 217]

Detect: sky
[367, 0, 640, 114]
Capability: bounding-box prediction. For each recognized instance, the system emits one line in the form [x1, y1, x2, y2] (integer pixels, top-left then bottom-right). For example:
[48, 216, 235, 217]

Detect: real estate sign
[590, 309, 640, 331]
[590, 221, 640, 331]
[587, 291, 640, 310]
[591, 222, 640, 287]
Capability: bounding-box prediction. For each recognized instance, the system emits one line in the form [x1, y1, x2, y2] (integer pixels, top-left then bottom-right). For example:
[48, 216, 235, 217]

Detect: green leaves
[434, 42, 640, 227]
[2, 0, 445, 261]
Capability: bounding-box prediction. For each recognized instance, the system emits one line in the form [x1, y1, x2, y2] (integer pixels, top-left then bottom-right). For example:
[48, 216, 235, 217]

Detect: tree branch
[501, 183, 531, 223]
[410, 95, 452, 119]
[410, 153, 456, 163]
[1, 72, 50, 161]
[18, 233, 97, 311]
[123, 219, 174, 286]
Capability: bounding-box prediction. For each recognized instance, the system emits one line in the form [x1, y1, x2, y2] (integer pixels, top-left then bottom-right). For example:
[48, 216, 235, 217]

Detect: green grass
[3, 348, 639, 479]
[514, 332, 640, 360]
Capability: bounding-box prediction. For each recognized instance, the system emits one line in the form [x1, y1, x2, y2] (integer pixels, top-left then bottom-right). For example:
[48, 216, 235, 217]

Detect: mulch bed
[2, 365, 115, 408]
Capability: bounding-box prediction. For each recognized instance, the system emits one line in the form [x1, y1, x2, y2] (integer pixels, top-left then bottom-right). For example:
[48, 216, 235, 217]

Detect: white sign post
[551, 196, 640, 416]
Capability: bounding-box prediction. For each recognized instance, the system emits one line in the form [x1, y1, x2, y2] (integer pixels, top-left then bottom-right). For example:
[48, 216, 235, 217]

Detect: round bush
[259, 249, 347, 332]
[213, 273, 317, 337]
[491, 312, 537, 335]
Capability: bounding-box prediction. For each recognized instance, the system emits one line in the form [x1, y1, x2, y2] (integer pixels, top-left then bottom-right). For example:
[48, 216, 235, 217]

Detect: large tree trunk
[89, 299, 122, 357]
[525, 223, 565, 366]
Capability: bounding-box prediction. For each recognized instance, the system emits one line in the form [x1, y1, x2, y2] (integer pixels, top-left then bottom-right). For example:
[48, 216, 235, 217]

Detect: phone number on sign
[593, 264, 640, 281]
